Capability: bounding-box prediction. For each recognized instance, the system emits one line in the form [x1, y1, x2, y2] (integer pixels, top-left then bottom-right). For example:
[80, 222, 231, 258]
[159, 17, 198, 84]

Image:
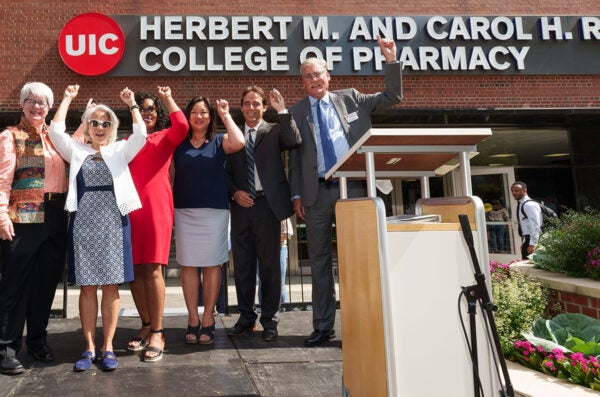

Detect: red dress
[129, 111, 188, 265]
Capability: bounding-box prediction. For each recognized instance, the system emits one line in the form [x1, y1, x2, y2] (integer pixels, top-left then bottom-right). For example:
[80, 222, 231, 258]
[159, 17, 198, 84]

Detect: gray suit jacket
[226, 113, 302, 221]
[288, 61, 403, 207]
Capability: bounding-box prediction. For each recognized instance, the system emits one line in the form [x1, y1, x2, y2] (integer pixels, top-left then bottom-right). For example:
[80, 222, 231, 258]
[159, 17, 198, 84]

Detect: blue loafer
[73, 350, 96, 372]
[101, 351, 118, 371]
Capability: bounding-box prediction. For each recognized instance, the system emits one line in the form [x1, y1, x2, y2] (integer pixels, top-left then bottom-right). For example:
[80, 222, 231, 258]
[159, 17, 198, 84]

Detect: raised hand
[85, 98, 96, 110]
[269, 88, 286, 112]
[63, 84, 80, 100]
[215, 99, 230, 119]
[157, 86, 172, 100]
[53, 85, 80, 123]
[120, 87, 136, 107]
[377, 35, 397, 63]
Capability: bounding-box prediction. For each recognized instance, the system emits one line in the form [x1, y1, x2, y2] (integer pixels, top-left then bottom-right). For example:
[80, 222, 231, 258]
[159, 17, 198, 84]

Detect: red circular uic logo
[58, 13, 124, 76]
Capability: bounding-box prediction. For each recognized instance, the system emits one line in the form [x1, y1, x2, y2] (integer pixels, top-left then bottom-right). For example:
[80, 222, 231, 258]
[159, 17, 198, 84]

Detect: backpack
[520, 199, 558, 232]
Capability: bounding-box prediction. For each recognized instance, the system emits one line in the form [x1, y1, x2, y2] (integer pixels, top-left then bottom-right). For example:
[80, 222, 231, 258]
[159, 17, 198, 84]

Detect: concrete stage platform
[0, 311, 343, 397]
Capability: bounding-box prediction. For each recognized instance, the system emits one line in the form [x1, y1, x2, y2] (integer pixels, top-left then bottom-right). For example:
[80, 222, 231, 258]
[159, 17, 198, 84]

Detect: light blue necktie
[246, 129, 256, 199]
[316, 100, 337, 172]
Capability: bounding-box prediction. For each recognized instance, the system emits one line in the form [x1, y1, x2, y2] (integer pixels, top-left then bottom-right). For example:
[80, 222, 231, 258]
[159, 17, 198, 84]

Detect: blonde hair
[81, 104, 120, 144]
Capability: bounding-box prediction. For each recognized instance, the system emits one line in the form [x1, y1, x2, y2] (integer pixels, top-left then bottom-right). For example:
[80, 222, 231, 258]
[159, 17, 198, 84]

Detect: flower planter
[507, 360, 600, 397]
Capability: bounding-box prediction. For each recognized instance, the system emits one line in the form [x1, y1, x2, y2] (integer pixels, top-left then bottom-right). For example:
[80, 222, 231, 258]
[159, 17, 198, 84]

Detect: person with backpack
[511, 181, 543, 260]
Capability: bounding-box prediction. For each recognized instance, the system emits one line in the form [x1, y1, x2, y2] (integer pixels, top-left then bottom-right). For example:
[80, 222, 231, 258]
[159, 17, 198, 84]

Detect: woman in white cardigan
[49, 85, 147, 372]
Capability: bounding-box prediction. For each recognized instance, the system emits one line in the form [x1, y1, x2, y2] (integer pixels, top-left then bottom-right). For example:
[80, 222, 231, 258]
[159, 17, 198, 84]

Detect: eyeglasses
[24, 98, 49, 108]
[88, 120, 112, 128]
[301, 70, 326, 80]
[140, 106, 156, 113]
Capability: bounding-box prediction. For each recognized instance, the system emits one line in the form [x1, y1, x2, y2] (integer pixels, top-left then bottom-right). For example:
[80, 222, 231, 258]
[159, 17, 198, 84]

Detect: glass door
[469, 167, 520, 264]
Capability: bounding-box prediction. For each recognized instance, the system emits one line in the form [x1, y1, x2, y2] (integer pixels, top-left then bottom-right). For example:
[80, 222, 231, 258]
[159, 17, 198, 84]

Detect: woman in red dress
[127, 86, 188, 362]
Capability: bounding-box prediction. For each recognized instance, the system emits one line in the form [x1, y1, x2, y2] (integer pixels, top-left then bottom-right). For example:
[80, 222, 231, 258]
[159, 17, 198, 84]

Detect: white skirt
[174, 208, 229, 267]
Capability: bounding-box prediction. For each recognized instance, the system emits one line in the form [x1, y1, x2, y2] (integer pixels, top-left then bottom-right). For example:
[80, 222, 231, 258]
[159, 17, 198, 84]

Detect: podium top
[326, 128, 492, 179]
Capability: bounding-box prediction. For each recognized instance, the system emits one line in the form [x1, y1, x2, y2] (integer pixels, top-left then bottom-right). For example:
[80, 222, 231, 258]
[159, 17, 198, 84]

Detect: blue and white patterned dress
[67, 154, 134, 286]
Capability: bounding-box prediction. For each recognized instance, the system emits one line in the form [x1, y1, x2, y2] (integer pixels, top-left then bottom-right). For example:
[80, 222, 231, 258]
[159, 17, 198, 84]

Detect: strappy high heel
[143, 329, 164, 363]
[127, 321, 151, 351]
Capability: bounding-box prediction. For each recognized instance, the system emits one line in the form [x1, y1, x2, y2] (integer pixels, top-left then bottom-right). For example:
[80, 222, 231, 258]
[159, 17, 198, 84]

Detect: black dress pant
[230, 195, 281, 330]
[0, 197, 67, 355]
[520, 235, 531, 260]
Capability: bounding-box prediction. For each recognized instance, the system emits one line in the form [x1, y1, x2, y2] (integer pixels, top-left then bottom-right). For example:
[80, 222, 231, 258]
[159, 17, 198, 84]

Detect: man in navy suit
[226, 86, 301, 341]
[289, 36, 403, 346]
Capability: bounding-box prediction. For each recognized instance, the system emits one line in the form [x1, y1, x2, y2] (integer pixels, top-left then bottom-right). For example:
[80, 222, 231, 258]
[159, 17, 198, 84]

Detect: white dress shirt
[518, 194, 543, 245]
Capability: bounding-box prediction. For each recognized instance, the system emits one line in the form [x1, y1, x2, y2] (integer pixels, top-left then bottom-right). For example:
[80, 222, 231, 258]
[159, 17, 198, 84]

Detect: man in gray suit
[226, 86, 301, 341]
[289, 36, 403, 346]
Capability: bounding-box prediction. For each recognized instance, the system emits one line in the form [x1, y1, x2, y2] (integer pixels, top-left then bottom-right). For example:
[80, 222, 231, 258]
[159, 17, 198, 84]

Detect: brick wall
[552, 290, 600, 319]
[1, 1, 600, 113]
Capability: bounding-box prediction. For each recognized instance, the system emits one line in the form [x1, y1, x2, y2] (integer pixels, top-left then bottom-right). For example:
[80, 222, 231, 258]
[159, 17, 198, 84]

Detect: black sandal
[128, 322, 151, 351]
[185, 324, 200, 344]
[199, 324, 215, 345]
[144, 329, 164, 363]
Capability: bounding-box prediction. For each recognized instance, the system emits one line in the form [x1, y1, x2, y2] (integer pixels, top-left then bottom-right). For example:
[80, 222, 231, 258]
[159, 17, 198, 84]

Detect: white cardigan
[49, 121, 147, 216]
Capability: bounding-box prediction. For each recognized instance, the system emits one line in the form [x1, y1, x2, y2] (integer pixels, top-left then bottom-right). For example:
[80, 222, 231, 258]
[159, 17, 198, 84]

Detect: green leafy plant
[534, 208, 600, 278]
[490, 261, 549, 352]
[523, 313, 600, 355]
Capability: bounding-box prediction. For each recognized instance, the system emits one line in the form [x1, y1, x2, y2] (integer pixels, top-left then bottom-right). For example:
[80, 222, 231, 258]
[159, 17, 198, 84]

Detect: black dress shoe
[28, 344, 55, 362]
[263, 328, 278, 341]
[0, 356, 24, 375]
[227, 322, 255, 336]
[304, 329, 335, 346]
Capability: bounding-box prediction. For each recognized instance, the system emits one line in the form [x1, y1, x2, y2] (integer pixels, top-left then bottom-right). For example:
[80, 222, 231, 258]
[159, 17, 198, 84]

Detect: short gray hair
[81, 104, 120, 144]
[300, 57, 328, 75]
[20, 82, 54, 108]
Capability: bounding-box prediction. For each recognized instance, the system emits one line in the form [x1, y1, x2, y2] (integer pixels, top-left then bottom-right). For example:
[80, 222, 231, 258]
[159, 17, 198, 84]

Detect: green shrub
[534, 208, 600, 278]
[491, 262, 550, 353]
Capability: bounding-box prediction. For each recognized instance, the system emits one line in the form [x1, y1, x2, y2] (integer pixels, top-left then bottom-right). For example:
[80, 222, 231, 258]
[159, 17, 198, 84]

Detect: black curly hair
[134, 91, 170, 132]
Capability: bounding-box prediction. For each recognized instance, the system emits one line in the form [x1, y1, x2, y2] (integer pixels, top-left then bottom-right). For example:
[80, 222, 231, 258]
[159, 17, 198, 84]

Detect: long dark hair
[184, 96, 216, 141]
[134, 91, 169, 131]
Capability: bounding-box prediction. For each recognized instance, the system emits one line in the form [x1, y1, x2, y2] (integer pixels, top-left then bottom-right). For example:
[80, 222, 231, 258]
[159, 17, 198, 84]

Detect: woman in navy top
[172, 97, 244, 344]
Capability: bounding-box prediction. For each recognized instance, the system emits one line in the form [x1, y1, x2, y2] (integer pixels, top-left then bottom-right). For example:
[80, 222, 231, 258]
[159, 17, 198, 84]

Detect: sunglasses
[88, 119, 112, 128]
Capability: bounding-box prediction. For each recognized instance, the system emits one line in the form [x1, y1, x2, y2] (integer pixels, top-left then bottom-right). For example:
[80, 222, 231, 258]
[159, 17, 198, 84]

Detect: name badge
[345, 111, 359, 123]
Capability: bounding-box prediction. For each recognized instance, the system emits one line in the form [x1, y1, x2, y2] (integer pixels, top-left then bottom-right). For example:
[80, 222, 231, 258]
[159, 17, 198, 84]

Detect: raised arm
[48, 85, 81, 160]
[157, 86, 180, 114]
[157, 86, 188, 146]
[271, 88, 301, 149]
[120, 87, 147, 162]
[121, 87, 143, 126]
[217, 99, 245, 154]
[52, 84, 79, 124]
[377, 35, 398, 64]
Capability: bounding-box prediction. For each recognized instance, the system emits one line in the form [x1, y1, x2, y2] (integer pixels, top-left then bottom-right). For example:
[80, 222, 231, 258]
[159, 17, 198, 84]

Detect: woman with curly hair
[126, 87, 188, 362]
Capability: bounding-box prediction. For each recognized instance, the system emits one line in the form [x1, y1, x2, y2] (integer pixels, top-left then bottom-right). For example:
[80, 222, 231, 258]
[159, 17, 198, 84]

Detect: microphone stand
[458, 214, 514, 397]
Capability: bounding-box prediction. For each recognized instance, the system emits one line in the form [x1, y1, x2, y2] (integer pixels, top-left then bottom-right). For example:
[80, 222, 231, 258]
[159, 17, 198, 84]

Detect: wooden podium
[330, 128, 502, 397]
